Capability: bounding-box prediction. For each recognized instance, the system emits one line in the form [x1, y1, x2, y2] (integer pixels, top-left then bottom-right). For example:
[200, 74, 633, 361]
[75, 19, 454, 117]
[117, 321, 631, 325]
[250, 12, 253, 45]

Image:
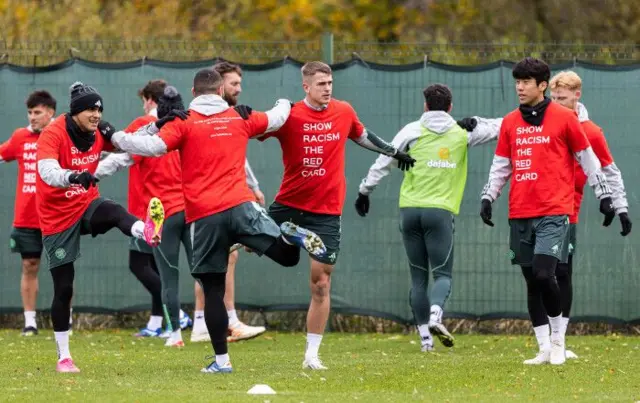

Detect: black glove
[600, 197, 615, 226]
[97, 120, 116, 142]
[480, 199, 494, 227]
[457, 117, 478, 132]
[155, 109, 190, 129]
[394, 151, 416, 171]
[234, 105, 253, 120]
[69, 171, 99, 190]
[619, 212, 632, 236]
[355, 193, 370, 217]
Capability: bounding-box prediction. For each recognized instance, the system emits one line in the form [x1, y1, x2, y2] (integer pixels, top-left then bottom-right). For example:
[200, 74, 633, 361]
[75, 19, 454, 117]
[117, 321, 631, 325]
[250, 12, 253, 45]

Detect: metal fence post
[321, 32, 334, 64]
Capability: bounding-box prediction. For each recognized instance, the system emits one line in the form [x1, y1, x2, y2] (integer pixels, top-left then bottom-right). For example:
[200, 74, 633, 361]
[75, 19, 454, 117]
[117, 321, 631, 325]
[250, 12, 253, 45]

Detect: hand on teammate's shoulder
[234, 105, 253, 120]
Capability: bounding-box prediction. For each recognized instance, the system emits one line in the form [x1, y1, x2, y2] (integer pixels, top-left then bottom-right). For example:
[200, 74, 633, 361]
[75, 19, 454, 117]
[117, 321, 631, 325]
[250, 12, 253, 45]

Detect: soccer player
[513, 70, 631, 364]
[191, 61, 267, 344]
[254, 61, 415, 370]
[355, 84, 501, 352]
[96, 80, 192, 339]
[1, 90, 57, 336]
[36, 82, 165, 372]
[108, 68, 328, 374]
[479, 58, 615, 366]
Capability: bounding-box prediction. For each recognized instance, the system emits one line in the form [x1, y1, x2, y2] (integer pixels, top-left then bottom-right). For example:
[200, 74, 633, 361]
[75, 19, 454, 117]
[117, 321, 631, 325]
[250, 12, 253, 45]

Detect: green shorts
[509, 215, 570, 266]
[568, 223, 577, 256]
[10, 227, 43, 258]
[42, 198, 106, 270]
[190, 201, 281, 274]
[129, 237, 153, 255]
[268, 201, 341, 265]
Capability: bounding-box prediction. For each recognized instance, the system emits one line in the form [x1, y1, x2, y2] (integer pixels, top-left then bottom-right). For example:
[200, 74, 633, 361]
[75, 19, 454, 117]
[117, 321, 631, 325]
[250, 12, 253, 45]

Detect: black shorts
[268, 201, 341, 265]
[189, 201, 281, 274]
[509, 215, 570, 267]
[10, 227, 43, 259]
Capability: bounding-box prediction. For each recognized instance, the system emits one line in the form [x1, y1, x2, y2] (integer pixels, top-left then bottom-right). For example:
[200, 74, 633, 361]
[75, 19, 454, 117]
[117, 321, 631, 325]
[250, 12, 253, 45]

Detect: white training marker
[247, 384, 276, 395]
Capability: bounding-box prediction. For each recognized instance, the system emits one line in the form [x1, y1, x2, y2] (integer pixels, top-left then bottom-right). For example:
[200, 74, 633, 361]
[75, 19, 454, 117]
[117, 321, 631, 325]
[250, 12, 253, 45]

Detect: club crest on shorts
[508, 249, 515, 260]
[9, 238, 16, 249]
[551, 244, 559, 255]
[55, 248, 67, 260]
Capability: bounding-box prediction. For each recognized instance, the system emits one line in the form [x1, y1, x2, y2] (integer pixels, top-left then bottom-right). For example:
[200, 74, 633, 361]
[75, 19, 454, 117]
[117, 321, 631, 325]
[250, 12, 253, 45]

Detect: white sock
[430, 305, 443, 323]
[533, 324, 551, 351]
[55, 331, 71, 361]
[227, 309, 240, 327]
[281, 235, 293, 245]
[193, 310, 206, 332]
[305, 333, 323, 359]
[24, 311, 37, 329]
[69, 308, 73, 326]
[169, 329, 182, 342]
[560, 316, 570, 337]
[147, 315, 163, 330]
[548, 315, 564, 343]
[131, 221, 145, 239]
[417, 324, 433, 346]
[216, 353, 230, 367]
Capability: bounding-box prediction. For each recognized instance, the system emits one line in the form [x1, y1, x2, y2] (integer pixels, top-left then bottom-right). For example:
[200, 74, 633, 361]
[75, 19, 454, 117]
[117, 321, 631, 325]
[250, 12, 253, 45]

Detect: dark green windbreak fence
[0, 58, 638, 324]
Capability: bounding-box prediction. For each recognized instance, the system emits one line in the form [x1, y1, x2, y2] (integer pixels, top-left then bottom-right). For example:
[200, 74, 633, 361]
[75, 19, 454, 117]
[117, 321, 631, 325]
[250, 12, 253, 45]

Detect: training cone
[247, 384, 276, 395]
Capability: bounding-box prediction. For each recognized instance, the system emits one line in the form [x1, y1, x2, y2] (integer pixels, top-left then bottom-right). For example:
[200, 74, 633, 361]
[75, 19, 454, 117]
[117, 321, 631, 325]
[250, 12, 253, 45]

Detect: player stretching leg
[109, 68, 327, 374]
[1, 91, 58, 336]
[191, 62, 267, 344]
[36, 82, 164, 372]
[515, 71, 632, 364]
[95, 79, 176, 338]
[356, 84, 500, 351]
[250, 61, 415, 370]
[479, 58, 614, 366]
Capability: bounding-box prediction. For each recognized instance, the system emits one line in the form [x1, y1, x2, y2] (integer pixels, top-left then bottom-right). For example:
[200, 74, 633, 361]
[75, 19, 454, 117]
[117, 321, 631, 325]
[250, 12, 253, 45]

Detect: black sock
[532, 254, 562, 318]
[264, 236, 300, 267]
[557, 255, 573, 318]
[521, 265, 548, 327]
[88, 200, 138, 237]
[51, 262, 75, 332]
[195, 272, 228, 355]
[129, 251, 163, 317]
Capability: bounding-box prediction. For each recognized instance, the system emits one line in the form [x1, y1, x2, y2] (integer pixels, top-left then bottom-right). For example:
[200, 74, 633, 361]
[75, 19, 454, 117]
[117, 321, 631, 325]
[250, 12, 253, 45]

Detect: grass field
[0, 329, 638, 402]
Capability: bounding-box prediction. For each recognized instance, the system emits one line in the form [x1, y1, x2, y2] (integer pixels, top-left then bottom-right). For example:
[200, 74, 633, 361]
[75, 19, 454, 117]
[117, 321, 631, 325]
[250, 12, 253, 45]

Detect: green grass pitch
[0, 330, 638, 402]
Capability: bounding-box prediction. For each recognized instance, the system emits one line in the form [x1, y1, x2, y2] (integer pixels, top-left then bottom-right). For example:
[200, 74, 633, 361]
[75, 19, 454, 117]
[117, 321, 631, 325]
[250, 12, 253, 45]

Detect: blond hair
[301, 61, 332, 79]
[550, 71, 582, 91]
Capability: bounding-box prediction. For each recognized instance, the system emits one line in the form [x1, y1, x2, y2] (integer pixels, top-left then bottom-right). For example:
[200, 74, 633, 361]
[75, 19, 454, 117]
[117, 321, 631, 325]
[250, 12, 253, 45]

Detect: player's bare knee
[310, 277, 331, 300]
[22, 258, 40, 277]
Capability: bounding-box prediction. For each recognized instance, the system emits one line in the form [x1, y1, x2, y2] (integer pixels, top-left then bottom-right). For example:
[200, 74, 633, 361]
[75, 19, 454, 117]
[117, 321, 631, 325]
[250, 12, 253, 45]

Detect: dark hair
[422, 84, 452, 111]
[137, 79, 167, 103]
[193, 68, 223, 96]
[213, 61, 243, 77]
[512, 57, 551, 86]
[26, 90, 56, 111]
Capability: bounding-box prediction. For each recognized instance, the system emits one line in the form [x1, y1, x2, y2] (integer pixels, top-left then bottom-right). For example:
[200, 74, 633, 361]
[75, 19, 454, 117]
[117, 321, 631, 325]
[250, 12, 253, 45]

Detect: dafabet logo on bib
[428, 147, 456, 169]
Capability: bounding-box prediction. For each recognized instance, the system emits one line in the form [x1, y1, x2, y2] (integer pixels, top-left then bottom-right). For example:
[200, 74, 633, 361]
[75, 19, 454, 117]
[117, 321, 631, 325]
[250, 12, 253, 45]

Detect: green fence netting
[1, 57, 638, 324]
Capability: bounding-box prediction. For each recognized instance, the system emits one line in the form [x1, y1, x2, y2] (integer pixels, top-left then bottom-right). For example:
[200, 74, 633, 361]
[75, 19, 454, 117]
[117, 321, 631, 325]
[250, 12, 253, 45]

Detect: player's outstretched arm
[463, 117, 504, 147]
[244, 158, 265, 205]
[263, 99, 292, 134]
[356, 124, 420, 217]
[110, 130, 168, 157]
[352, 129, 416, 171]
[95, 153, 134, 180]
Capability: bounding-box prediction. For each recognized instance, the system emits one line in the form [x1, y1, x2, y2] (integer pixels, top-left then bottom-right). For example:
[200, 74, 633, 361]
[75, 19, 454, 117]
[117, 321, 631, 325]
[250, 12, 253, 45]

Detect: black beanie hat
[157, 86, 185, 119]
[69, 81, 103, 116]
